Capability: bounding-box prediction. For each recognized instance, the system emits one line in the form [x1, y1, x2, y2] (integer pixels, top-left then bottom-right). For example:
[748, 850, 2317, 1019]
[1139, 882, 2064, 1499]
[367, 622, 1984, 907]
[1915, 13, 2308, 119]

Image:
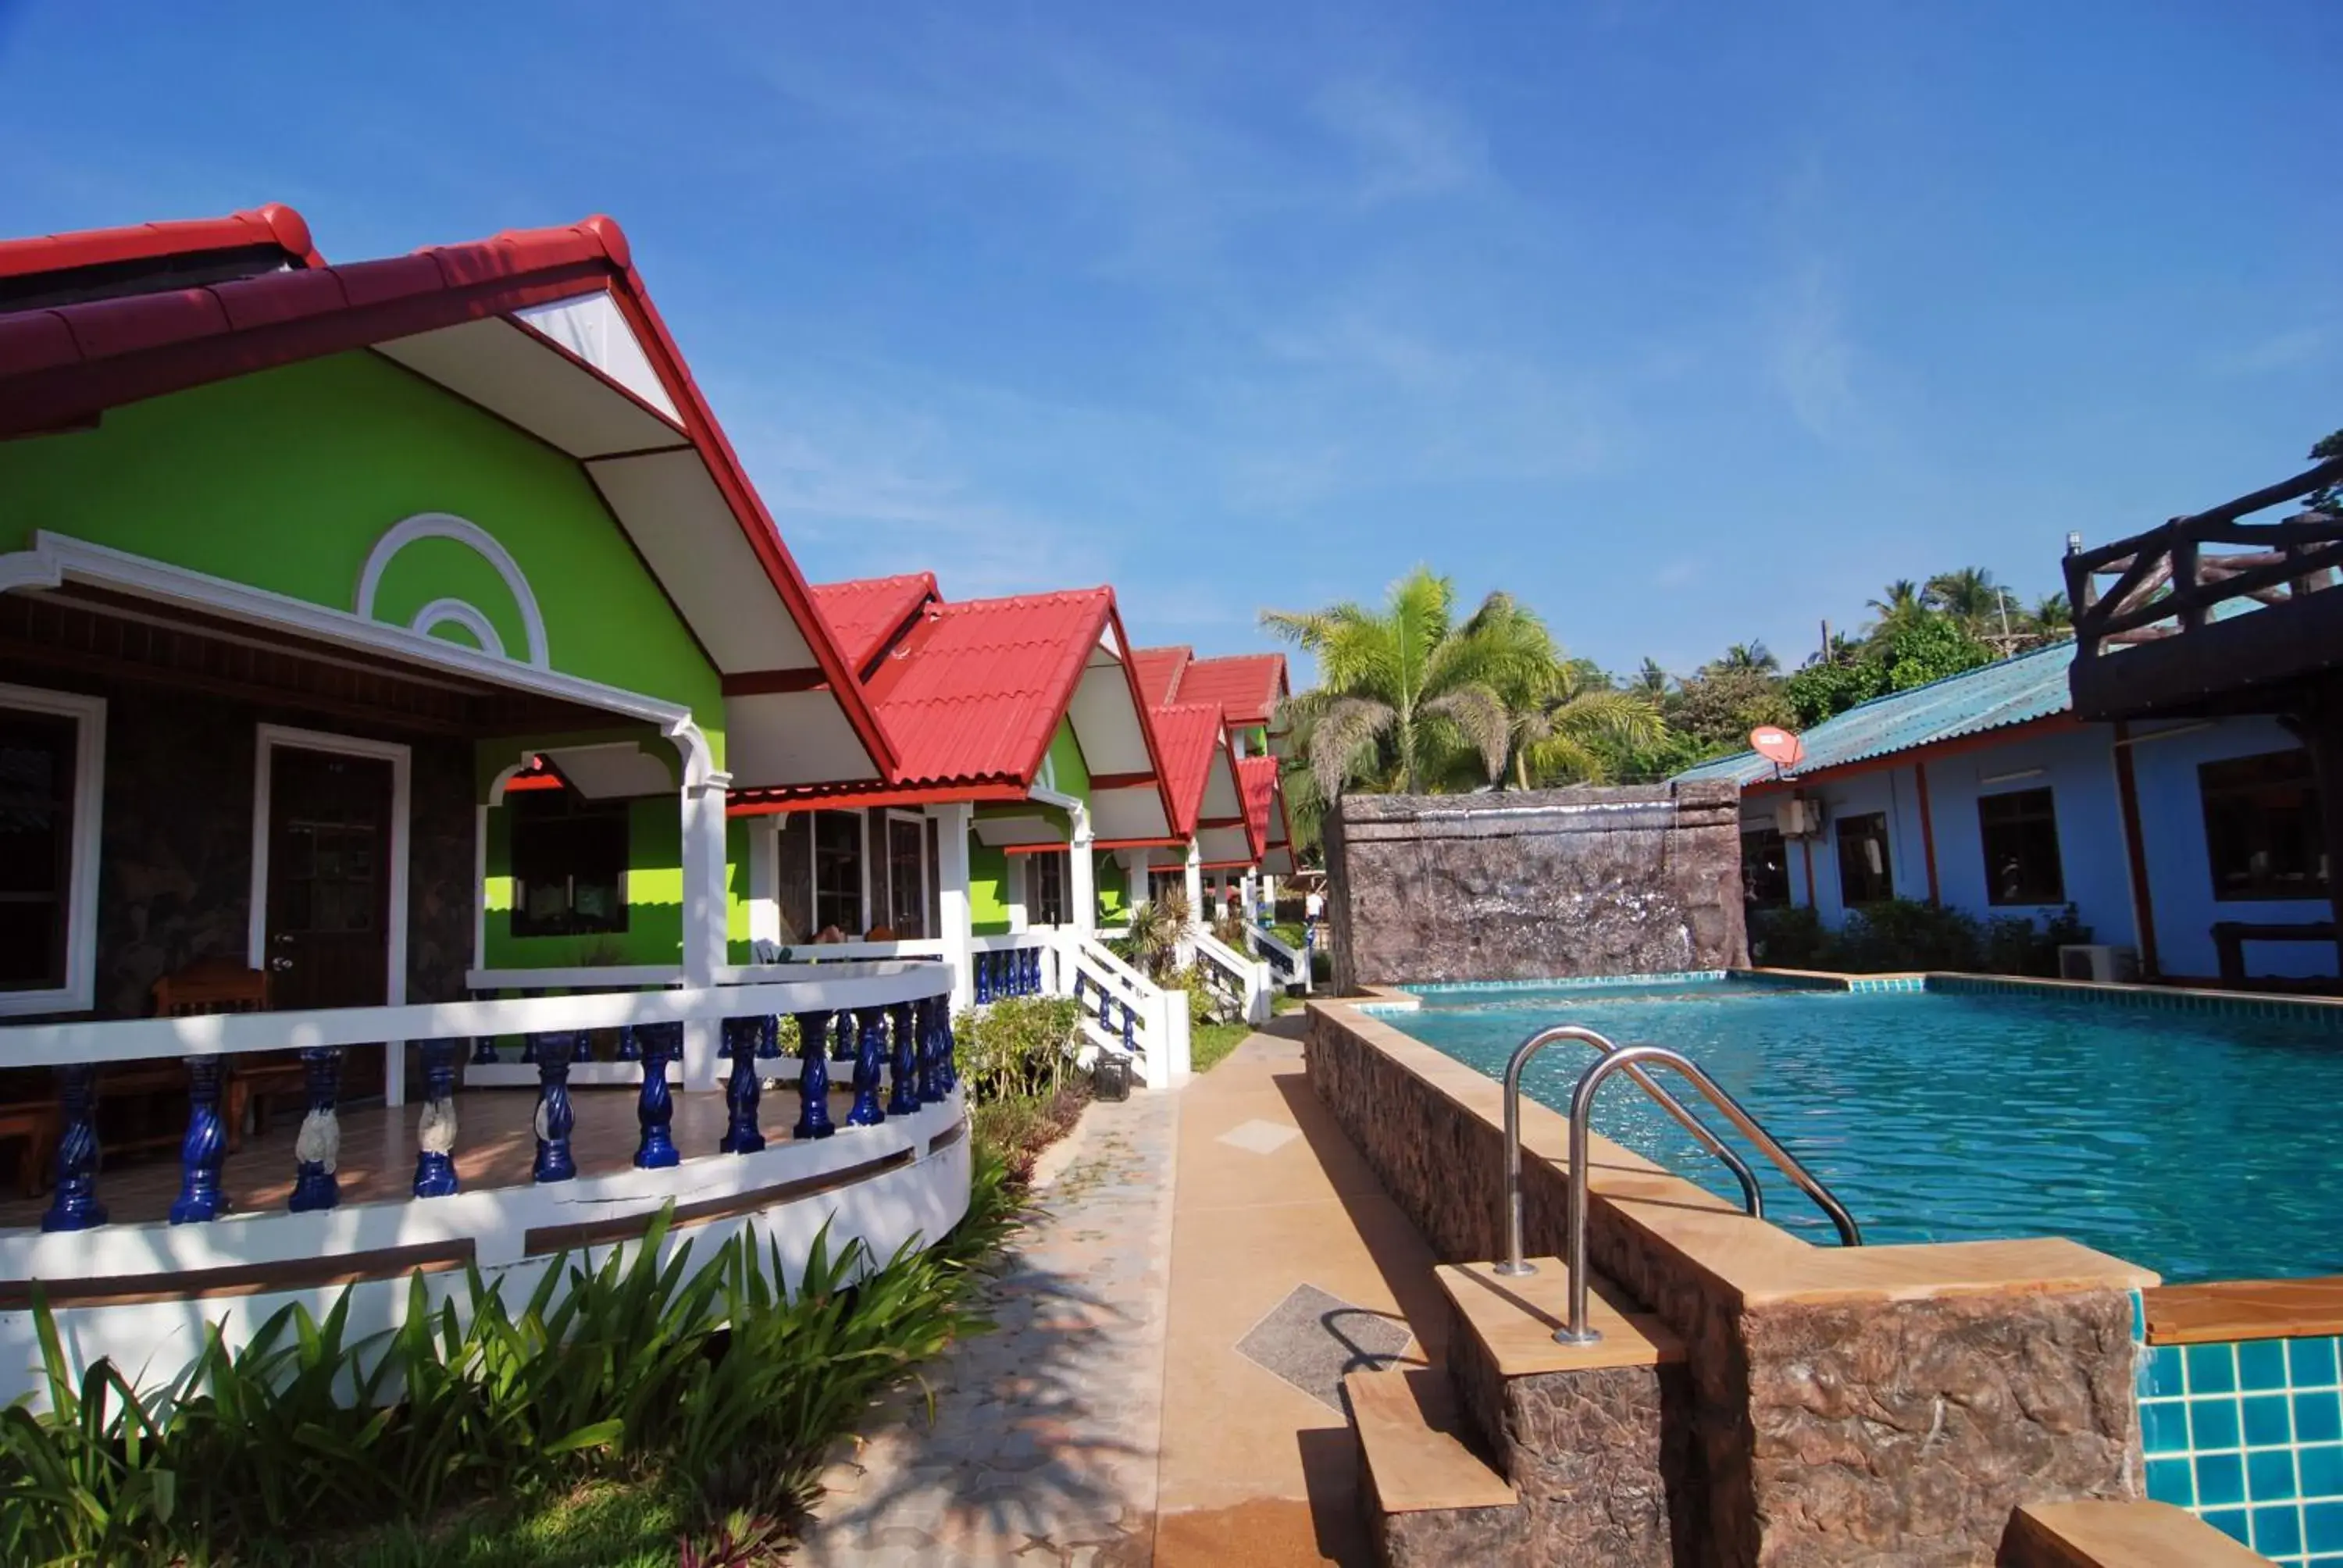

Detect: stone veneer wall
[0, 670, 477, 1020]
[1321, 782, 1747, 992]
[1307, 1003, 2142, 1567]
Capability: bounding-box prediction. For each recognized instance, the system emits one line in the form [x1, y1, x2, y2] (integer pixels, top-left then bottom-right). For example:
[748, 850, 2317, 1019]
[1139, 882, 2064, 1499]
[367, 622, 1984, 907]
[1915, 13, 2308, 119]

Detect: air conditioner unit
[2058, 944, 2138, 983]
[1774, 796, 1823, 839]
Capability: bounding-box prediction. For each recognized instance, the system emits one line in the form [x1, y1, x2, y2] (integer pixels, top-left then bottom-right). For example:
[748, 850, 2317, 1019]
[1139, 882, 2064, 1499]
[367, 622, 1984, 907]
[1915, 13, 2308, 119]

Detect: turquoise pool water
[1400, 980, 2343, 1282]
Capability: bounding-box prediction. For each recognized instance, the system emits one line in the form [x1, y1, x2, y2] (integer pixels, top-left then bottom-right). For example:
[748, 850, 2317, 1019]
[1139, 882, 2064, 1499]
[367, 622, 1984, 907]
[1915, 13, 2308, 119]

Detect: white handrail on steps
[1060, 935, 1190, 1089]
[1245, 924, 1311, 994]
[1192, 929, 1274, 1028]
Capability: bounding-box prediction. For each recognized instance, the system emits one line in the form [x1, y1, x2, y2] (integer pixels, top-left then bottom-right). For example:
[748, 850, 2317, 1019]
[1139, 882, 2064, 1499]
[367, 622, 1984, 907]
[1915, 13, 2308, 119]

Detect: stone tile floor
[796, 1087, 1179, 1566]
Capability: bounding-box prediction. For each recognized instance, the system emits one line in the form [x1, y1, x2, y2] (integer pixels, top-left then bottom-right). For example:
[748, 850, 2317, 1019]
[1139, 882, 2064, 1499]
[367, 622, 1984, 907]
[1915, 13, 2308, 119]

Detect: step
[1435, 1259, 1687, 1568]
[1343, 1367, 1523, 1568]
[2001, 1500, 2276, 1567]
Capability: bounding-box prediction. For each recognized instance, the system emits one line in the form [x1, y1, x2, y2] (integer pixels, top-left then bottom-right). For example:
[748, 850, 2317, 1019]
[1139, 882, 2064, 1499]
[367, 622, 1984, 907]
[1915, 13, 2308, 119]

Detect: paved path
[797, 1086, 1181, 1567]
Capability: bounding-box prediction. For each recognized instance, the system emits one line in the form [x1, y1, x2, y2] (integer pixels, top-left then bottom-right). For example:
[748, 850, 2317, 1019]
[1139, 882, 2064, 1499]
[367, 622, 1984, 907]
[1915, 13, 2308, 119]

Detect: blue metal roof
[1673, 641, 2075, 787]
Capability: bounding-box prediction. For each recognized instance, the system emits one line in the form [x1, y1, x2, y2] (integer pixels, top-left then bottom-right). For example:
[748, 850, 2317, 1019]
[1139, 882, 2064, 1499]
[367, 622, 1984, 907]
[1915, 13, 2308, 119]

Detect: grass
[1189, 1020, 1250, 1074]
[259, 1477, 690, 1568]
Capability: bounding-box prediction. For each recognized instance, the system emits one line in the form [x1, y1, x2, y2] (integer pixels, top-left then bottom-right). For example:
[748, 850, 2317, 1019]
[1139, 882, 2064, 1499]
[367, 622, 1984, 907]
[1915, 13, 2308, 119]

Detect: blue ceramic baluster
[721, 1017, 765, 1154]
[757, 1013, 782, 1061]
[533, 1052, 576, 1182]
[915, 996, 943, 1103]
[521, 1030, 540, 1064]
[42, 1065, 105, 1231]
[940, 1008, 960, 1093]
[886, 1000, 920, 1116]
[617, 1024, 640, 1062]
[829, 1009, 855, 1062]
[572, 1021, 594, 1064]
[634, 1023, 679, 1168]
[169, 1057, 227, 1224]
[1122, 998, 1137, 1056]
[471, 1034, 499, 1065]
[412, 1039, 462, 1197]
[847, 1007, 886, 1126]
[1025, 947, 1042, 996]
[791, 1010, 836, 1139]
[287, 1046, 344, 1212]
[975, 951, 993, 1005]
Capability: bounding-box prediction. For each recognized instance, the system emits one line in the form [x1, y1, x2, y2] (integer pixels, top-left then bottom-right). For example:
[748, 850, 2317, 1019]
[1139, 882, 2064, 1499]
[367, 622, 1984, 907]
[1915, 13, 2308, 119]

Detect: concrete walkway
[798, 1023, 1448, 1566]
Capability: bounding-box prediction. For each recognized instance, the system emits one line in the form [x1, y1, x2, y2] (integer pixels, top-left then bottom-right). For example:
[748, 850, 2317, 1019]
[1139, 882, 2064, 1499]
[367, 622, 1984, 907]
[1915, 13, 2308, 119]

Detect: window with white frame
[0, 685, 105, 1014]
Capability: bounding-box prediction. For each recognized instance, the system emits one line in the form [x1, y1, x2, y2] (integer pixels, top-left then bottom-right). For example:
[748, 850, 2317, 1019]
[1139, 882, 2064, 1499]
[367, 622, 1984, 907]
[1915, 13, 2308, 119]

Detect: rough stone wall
[1445, 1300, 1688, 1567]
[1322, 782, 1747, 990]
[1307, 1006, 2140, 1568]
[0, 669, 476, 1019]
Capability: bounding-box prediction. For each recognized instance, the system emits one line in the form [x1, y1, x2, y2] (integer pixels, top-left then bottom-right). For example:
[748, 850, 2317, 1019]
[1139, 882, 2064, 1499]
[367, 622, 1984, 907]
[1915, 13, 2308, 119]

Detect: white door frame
[249, 724, 413, 1105]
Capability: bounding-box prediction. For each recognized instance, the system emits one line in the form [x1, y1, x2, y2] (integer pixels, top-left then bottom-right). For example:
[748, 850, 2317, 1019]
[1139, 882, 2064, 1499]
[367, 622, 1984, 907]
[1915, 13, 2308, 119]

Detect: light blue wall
[2129, 715, 2334, 982]
[1740, 715, 2336, 982]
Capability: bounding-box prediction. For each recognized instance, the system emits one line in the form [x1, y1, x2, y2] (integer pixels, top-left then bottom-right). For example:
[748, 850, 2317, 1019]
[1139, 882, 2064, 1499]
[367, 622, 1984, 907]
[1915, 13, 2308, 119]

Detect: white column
[1182, 841, 1204, 925]
[1119, 848, 1148, 907]
[1069, 804, 1097, 937]
[679, 772, 731, 1089]
[1261, 873, 1278, 919]
[746, 816, 780, 948]
[933, 801, 974, 1011]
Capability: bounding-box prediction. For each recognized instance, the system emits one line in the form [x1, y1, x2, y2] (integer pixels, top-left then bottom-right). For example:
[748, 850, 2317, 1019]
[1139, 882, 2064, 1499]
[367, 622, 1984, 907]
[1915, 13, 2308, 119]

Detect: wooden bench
[2212, 919, 2338, 983]
[0, 1101, 58, 1199]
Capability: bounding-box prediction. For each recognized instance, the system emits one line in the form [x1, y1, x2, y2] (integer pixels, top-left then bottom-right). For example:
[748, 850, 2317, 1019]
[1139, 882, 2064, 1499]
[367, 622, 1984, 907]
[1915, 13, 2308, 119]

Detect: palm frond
[1421, 684, 1511, 785]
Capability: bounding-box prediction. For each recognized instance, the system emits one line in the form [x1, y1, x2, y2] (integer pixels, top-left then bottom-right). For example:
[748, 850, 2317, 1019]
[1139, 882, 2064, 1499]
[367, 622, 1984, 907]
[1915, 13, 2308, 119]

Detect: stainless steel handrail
[1554, 1041, 1863, 1345]
[1495, 1025, 1767, 1278]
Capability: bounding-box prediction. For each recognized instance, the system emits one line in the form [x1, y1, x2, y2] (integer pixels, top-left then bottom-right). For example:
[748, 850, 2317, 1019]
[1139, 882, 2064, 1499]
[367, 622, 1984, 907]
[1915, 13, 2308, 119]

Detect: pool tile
[2296, 1340, 2342, 1388]
[2146, 1456, 2195, 1506]
[2141, 1399, 2189, 1453]
[2200, 1452, 2248, 1507]
[2302, 1393, 2343, 1446]
[2243, 1340, 2293, 1392]
[2256, 1504, 2306, 1559]
[2303, 1445, 2343, 1499]
[2194, 1397, 2244, 1452]
[2248, 1394, 2298, 1448]
[2249, 1445, 2300, 1502]
[2191, 1342, 2241, 1395]
[2311, 1501, 2343, 1555]
[2142, 1345, 2188, 1399]
[2203, 1506, 2252, 1545]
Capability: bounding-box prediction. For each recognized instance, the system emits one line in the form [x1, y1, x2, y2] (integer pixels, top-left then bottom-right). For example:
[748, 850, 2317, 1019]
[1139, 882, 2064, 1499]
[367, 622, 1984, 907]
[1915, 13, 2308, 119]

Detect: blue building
[1677, 642, 2335, 983]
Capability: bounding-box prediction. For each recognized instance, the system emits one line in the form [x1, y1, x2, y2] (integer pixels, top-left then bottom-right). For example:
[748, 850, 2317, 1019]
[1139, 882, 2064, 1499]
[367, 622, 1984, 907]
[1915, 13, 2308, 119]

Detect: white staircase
[1059, 935, 1191, 1089]
[1192, 928, 1275, 1027]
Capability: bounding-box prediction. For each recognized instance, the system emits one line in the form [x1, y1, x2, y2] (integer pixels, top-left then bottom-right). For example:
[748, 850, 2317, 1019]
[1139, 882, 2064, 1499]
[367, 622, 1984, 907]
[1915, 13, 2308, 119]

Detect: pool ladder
[1497, 1025, 1863, 1346]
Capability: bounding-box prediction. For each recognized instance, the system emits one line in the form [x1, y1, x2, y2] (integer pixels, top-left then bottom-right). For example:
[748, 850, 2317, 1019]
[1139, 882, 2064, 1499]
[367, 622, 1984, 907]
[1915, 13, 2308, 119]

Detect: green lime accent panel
[1045, 717, 1090, 799]
[483, 793, 686, 968]
[0, 351, 725, 764]
[970, 839, 1011, 936]
[1097, 853, 1128, 922]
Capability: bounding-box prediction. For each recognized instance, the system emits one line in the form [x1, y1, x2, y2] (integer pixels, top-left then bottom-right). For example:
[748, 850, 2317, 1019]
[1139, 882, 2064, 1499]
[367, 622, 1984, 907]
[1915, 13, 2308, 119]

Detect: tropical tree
[1628, 657, 1671, 699]
[1865, 579, 1929, 642]
[2031, 593, 2073, 637]
[1500, 660, 1664, 788]
[1714, 641, 1779, 674]
[1263, 567, 1562, 800]
[1923, 567, 2006, 634]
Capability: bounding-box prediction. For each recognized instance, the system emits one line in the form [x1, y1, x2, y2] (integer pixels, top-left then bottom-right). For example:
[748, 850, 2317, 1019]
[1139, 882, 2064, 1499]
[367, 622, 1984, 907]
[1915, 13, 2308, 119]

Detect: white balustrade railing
[965, 930, 1060, 1004]
[1246, 924, 1311, 994]
[0, 964, 957, 1238]
[1060, 935, 1189, 1089]
[1193, 929, 1275, 1027]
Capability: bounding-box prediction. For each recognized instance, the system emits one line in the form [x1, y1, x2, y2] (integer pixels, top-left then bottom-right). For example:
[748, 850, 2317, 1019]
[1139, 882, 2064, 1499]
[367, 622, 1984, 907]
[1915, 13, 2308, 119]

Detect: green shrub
[1830, 898, 1983, 971]
[0, 1169, 1018, 1566]
[1749, 905, 1828, 968]
[1982, 905, 2091, 977]
[1161, 964, 1223, 1029]
[952, 995, 1082, 1103]
[1752, 899, 2091, 976]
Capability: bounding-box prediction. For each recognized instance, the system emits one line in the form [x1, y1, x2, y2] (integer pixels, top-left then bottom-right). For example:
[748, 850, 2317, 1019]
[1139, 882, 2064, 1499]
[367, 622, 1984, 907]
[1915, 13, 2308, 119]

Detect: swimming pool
[1397, 977, 2343, 1283]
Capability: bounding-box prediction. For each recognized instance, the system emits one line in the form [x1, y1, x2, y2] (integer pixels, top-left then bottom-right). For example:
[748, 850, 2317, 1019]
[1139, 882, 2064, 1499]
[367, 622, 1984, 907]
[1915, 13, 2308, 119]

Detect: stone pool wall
[1306, 1000, 2149, 1566]
[1320, 781, 1746, 992]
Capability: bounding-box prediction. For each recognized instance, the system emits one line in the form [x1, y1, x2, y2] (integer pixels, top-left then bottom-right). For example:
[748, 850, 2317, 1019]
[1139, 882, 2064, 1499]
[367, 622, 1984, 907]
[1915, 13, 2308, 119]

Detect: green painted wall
[970, 841, 1013, 936]
[0, 350, 724, 761]
[1097, 855, 1128, 923]
[1042, 718, 1089, 797]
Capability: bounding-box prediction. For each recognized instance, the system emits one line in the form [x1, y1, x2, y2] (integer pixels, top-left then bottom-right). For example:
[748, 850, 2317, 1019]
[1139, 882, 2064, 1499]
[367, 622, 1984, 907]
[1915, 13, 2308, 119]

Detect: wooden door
[266, 747, 393, 1011]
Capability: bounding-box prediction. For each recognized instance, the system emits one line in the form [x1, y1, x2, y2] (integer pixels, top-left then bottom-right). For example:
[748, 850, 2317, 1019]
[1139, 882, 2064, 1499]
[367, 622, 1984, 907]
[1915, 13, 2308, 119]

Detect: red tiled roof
[0, 203, 326, 283]
[811, 572, 936, 673]
[1130, 645, 1192, 709]
[1179, 654, 1289, 728]
[862, 590, 1114, 790]
[1147, 701, 1226, 839]
[1238, 754, 1285, 857]
[0, 210, 895, 775]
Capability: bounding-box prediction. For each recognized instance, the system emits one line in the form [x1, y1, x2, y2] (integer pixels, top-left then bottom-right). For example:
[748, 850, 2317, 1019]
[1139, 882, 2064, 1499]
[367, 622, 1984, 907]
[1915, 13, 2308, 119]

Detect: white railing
[967, 929, 1061, 1003]
[1246, 924, 1311, 995]
[1061, 935, 1189, 1089]
[0, 965, 958, 1245]
[1193, 928, 1275, 1027]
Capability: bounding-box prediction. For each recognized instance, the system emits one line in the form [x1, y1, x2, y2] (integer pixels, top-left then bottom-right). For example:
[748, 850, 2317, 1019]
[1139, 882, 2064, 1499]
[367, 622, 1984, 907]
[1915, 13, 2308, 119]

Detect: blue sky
[3, 2, 2337, 680]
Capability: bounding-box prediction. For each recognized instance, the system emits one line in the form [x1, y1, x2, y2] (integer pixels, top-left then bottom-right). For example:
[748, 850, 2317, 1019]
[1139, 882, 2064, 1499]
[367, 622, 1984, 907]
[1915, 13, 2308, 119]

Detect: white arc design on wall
[355, 513, 550, 668]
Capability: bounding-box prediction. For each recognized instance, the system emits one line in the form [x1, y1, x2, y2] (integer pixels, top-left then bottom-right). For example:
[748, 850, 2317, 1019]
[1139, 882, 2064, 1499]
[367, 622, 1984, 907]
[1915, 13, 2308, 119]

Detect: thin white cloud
[2216, 326, 2329, 376]
[1311, 78, 1489, 204]
[1769, 259, 1857, 440]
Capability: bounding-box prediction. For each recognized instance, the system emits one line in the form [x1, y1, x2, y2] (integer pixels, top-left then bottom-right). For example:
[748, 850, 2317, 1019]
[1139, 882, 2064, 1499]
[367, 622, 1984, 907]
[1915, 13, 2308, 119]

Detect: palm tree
[2031, 593, 2073, 636]
[1264, 567, 1561, 799]
[1629, 657, 1671, 698]
[1866, 579, 1930, 641]
[1505, 663, 1664, 787]
[1924, 567, 2005, 634]
[1714, 641, 1778, 675]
